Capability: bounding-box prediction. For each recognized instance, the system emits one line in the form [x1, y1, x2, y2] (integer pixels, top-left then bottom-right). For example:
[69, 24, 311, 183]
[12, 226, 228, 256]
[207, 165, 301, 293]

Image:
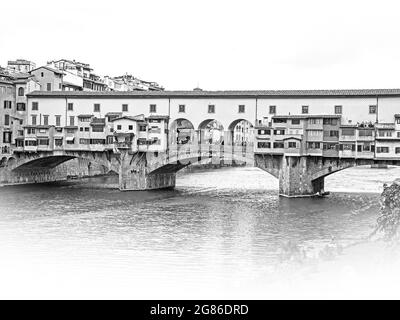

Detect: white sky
[1, 0, 400, 90]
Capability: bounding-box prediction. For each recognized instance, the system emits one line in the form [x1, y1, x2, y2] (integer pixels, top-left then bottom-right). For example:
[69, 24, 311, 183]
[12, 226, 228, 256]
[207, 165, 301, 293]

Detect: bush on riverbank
[375, 179, 400, 243]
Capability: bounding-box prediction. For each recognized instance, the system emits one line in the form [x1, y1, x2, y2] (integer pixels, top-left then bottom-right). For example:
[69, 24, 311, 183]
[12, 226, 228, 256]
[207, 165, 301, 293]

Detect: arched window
[18, 87, 24, 96]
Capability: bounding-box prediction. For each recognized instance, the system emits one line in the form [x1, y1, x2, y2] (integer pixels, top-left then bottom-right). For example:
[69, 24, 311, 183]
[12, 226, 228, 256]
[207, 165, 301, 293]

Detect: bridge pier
[278, 156, 325, 197]
[118, 150, 176, 191]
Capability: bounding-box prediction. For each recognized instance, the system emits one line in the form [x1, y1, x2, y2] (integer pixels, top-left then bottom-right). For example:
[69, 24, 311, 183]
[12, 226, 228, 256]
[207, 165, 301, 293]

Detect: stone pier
[118, 150, 176, 191]
[278, 156, 325, 197]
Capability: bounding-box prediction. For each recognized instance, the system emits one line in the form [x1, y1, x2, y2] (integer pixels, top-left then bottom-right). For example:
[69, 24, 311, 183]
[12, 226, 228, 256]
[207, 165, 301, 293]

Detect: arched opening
[316, 164, 400, 194]
[169, 118, 195, 146]
[198, 119, 224, 145]
[0, 157, 7, 167]
[227, 119, 254, 147]
[18, 87, 24, 96]
[6, 157, 16, 167]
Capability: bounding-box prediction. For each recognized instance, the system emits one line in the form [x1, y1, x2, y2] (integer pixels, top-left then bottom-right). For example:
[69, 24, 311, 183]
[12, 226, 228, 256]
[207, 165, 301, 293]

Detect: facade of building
[0, 75, 15, 156]
[0, 71, 41, 157]
[47, 59, 106, 92]
[7, 59, 36, 74]
[30, 66, 64, 92]
[104, 74, 164, 92]
[0, 89, 396, 162]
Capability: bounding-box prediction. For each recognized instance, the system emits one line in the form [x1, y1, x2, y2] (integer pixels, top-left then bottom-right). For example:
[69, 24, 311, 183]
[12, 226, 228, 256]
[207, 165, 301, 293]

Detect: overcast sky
[1, 0, 400, 90]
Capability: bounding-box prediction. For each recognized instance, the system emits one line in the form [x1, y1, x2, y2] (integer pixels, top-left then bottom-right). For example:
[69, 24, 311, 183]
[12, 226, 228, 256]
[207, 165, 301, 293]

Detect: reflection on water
[0, 166, 399, 298]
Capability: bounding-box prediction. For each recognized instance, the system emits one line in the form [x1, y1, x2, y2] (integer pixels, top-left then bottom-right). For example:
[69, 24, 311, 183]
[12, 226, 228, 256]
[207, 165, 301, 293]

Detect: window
[307, 142, 321, 149]
[323, 130, 339, 137]
[377, 147, 389, 153]
[55, 139, 63, 147]
[80, 127, 84, 132]
[269, 105, 276, 114]
[273, 129, 285, 135]
[323, 118, 338, 126]
[122, 104, 128, 112]
[179, 105, 185, 113]
[94, 104, 101, 112]
[4, 115, 10, 126]
[92, 126, 104, 132]
[69, 116, 75, 126]
[323, 143, 338, 150]
[150, 104, 157, 113]
[43, 115, 49, 126]
[66, 138, 75, 145]
[302, 106, 309, 114]
[2, 132, 11, 144]
[46, 83, 51, 91]
[288, 142, 297, 148]
[257, 142, 271, 148]
[208, 105, 215, 113]
[68, 103, 73, 111]
[339, 144, 355, 151]
[32, 102, 38, 111]
[378, 130, 393, 137]
[31, 115, 37, 125]
[41, 72, 44, 77]
[66, 129, 75, 133]
[273, 118, 286, 123]
[85, 127, 90, 132]
[309, 118, 321, 125]
[369, 105, 377, 114]
[139, 125, 147, 132]
[307, 130, 321, 136]
[257, 129, 271, 135]
[16, 103, 26, 111]
[341, 128, 355, 136]
[55, 115, 61, 127]
[18, 87, 24, 96]
[38, 139, 49, 146]
[396, 118, 400, 124]
[334, 105, 342, 114]
[90, 139, 106, 145]
[238, 105, 245, 113]
[128, 125, 133, 130]
[273, 142, 284, 148]
[27, 128, 36, 135]
[107, 136, 114, 144]
[359, 129, 373, 137]
[79, 139, 90, 145]
[117, 125, 122, 130]
[25, 140, 37, 147]
[292, 119, 300, 125]
[396, 147, 400, 154]
[4, 101, 12, 109]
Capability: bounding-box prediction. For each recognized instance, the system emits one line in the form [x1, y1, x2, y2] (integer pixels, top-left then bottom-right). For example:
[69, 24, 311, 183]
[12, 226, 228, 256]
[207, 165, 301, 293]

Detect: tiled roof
[26, 89, 400, 98]
[30, 66, 65, 75]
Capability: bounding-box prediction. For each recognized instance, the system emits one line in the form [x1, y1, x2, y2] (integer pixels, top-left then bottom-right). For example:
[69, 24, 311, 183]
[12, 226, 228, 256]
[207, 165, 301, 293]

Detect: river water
[0, 165, 399, 299]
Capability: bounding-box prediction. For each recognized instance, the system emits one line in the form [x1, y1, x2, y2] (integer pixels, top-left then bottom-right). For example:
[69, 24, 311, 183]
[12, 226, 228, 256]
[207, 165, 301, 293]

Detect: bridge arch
[9, 151, 118, 174]
[310, 158, 400, 183]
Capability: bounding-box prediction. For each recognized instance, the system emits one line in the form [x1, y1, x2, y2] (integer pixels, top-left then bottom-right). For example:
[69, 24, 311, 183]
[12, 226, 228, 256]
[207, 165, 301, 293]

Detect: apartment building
[7, 59, 36, 74]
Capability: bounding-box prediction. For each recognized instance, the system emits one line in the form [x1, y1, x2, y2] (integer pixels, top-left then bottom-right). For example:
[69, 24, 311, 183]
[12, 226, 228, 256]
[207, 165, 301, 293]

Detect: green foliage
[377, 181, 400, 242]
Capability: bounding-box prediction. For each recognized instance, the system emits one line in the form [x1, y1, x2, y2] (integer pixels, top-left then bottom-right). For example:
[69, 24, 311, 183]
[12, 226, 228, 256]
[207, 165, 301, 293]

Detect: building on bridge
[2, 89, 400, 196]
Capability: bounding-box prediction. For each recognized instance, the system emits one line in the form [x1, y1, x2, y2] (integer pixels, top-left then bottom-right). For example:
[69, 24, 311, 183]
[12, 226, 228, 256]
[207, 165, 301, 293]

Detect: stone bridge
[2, 146, 400, 197]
